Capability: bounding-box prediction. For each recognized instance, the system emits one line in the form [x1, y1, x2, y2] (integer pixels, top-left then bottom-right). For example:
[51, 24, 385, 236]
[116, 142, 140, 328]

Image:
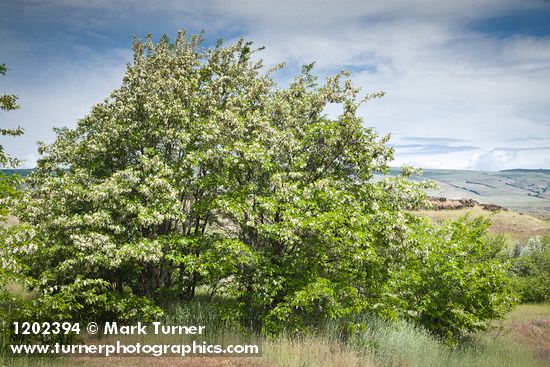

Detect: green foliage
[21, 278, 162, 323]
[511, 235, 550, 302]
[0, 64, 20, 114]
[0, 62, 27, 348]
[0, 62, 23, 220]
[0, 63, 24, 168]
[1, 280, 161, 347]
[8, 32, 515, 343]
[391, 216, 516, 340]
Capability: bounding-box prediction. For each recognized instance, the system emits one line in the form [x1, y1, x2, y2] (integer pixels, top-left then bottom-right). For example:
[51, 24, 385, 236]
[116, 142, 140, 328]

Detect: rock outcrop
[426, 197, 507, 212]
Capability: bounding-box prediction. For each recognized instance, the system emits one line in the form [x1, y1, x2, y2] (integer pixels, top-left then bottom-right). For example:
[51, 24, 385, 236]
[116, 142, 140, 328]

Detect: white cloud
[0, 48, 130, 162]
[468, 147, 550, 171]
[469, 149, 517, 171]
[2, 0, 550, 170]
[21, 154, 37, 169]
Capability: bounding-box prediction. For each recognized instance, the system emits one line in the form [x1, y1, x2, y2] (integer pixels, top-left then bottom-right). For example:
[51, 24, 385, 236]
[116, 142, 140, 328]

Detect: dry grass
[504, 304, 550, 324]
[263, 335, 373, 367]
[0, 356, 86, 367]
[414, 206, 550, 241]
[72, 356, 265, 367]
[491, 303, 550, 361]
[3, 356, 265, 367]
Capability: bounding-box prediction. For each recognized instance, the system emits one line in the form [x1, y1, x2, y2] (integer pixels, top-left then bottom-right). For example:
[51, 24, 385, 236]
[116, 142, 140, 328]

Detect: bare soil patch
[72, 356, 267, 367]
[509, 319, 550, 361]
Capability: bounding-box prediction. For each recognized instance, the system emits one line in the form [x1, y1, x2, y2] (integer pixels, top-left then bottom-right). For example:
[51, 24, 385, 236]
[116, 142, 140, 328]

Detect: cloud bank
[1, 0, 549, 170]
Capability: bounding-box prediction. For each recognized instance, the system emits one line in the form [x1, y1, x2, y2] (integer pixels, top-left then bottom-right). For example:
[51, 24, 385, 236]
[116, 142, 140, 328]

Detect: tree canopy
[1, 63, 26, 342]
[8, 33, 515, 340]
[0, 63, 24, 168]
[0, 62, 23, 222]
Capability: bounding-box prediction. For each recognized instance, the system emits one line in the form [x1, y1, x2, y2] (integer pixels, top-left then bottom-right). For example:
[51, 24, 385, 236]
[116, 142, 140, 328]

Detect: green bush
[511, 235, 550, 302]
[2, 278, 162, 346]
[389, 216, 516, 341]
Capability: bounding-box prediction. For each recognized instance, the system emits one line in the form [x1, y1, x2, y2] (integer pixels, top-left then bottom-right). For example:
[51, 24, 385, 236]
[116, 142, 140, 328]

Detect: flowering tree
[0, 63, 23, 168]
[13, 33, 515, 339]
[1, 64, 28, 344]
[1, 62, 24, 264]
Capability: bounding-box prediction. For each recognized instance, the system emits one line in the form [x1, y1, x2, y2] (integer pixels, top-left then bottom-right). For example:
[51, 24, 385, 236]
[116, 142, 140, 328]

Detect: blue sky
[1, 0, 549, 170]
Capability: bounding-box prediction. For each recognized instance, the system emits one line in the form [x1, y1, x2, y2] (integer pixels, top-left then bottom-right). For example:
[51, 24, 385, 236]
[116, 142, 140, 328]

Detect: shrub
[389, 216, 516, 340]
[511, 235, 550, 302]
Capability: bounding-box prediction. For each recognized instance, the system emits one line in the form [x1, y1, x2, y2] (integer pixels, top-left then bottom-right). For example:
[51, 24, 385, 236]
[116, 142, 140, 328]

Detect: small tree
[1, 62, 24, 273]
[16, 33, 514, 338]
[511, 236, 550, 302]
[1, 63, 28, 347]
[0, 63, 24, 168]
[391, 216, 516, 340]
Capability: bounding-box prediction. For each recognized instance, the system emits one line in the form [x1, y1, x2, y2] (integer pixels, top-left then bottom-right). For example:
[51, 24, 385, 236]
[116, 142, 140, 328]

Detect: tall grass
[505, 303, 550, 323]
[163, 297, 229, 330]
[264, 333, 374, 367]
[352, 318, 543, 367]
[263, 317, 543, 367]
[2, 301, 546, 367]
[0, 356, 85, 367]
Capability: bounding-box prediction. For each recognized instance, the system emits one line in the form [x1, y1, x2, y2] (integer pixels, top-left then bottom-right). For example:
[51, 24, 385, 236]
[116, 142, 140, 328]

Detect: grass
[353, 319, 543, 367]
[264, 334, 373, 367]
[250, 316, 547, 367]
[0, 356, 87, 367]
[4, 302, 547, 367]
[414, 206, 550, 241]
[504, 303, 550, 324]
[490, 303, 550, 362]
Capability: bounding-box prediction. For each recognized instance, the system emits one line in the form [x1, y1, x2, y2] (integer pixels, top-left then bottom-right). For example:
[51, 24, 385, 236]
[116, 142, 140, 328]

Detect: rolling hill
[385, 168, 550, 215]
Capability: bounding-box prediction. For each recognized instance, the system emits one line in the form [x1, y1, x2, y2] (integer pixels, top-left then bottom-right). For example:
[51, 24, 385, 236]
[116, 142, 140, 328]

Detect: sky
[1, 0, 549, 171]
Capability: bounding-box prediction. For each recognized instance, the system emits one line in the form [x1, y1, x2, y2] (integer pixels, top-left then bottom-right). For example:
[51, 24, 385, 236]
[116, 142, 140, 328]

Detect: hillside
[0, 168, 34, 177]
[415, 205, 550, 241]
[388, 168, 550, 216]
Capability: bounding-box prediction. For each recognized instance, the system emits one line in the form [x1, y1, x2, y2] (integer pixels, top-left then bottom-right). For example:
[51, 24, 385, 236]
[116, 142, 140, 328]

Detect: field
[503, 304, 550, 359]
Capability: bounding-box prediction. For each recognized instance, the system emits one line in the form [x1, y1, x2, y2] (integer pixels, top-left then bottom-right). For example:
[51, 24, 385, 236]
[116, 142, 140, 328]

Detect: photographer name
[103, 322, 205, 335]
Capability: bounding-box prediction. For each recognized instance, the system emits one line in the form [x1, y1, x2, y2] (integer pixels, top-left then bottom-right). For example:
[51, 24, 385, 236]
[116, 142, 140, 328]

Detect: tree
[0, 63, 24, 168]
[511, 236, 550, 302]
[0, 63, 27, 347]
[0, 62, 24, 231]
[15, 32, 514, 338]
[1, 62, 24, 274]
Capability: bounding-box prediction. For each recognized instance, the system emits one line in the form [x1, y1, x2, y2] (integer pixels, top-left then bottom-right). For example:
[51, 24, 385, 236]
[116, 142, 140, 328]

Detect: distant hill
[500, 169, 550, 174]
[1, 168, 34, 177]
[387, 168, 550, 215]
